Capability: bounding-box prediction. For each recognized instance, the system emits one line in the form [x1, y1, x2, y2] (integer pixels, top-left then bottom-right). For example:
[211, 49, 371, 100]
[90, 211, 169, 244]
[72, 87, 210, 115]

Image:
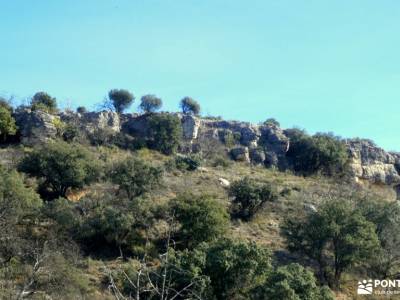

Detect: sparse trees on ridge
[139, 94, 162, 113]
[180, 97, 200, 115]
[108, 89, 135, 113]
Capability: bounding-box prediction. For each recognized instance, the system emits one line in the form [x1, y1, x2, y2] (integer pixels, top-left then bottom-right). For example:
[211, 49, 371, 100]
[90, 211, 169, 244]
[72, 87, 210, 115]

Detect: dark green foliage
[180, 97, 200, 115]
[203, 238, 271, 299]
[263, 117, 280, 127]
[62, 124, 80, 142]
[170, 194, 229, 249]
[108, 88, 135, 113]
[139, 94, 162, 113]
[31, 91, 58, 113]
[19, 141, 100, 198]
[229, 177, 278, 221]
[174, 154, 201, 171]
[283, 199, 380, 287]
[357, 199, 400, 278]
[0, 97, 13, 112]
[147, 113, 182, 155]
[76, 106, 87, 114]
[212, 154, 232, 168]
[109, 158, 162, 200]
[0, 106, 17, 141]
[0, 167, 41, 221]
[252, 263, 334, 300]
[286, 131, 349, 176]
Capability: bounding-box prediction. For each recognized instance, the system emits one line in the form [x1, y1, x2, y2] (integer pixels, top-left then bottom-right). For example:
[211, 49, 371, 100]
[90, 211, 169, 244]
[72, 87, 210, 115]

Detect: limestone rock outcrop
[347, 139, 400, 195]
[14, 108, 59, 145]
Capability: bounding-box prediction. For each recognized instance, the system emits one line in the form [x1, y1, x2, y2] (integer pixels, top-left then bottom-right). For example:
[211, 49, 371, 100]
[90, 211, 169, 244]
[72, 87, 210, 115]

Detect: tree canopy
[108, 89, 135, 113]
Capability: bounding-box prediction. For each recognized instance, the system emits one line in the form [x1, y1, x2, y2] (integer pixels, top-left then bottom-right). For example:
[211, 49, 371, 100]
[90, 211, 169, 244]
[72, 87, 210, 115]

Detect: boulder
[14, 108, 59, 145]
[249, 148, 266, 165]
[182, 115, 201, 140]
[218, 178, 230, 187]
[81, 111, 120, 133]
[230, 147, 250, 163]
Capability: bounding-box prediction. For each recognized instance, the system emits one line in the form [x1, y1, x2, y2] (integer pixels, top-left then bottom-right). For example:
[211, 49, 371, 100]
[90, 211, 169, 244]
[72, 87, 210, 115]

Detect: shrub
[282, 198, 380, 287]
[0, 97, 13, 112]
[180, 97, 200, 115]
[229, 177, 278, 221]
[263, 118, 280, 127]
[62, 124, 80, 142]
[19, 141, 100, 199]
[108, 89, 135, 113]
[252, 263, 334, 300]
[170, 194, 229, 249]
[147, 113, 182, 155]
[203, 239, 271, 299]
[174, 154, 201, 171]
[76, 106, 87, 114]
[31, 91, 58, 113]
[0, 106, 17, 141]
[286, 131, 349, 176]
[139, 94, 162, 113]
[109, 158, 162, 200]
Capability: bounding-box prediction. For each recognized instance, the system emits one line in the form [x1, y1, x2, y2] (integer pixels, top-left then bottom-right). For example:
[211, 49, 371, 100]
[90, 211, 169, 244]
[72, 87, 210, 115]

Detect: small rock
[218, 178, 230, 187]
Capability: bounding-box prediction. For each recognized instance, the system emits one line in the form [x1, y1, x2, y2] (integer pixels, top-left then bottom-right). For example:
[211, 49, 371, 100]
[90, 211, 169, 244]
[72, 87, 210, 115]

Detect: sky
[0, 0, 399, 150]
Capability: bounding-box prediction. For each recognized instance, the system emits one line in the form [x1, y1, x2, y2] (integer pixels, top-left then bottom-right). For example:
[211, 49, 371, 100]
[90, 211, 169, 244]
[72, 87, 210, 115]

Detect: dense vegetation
[0, 90, 397, 299]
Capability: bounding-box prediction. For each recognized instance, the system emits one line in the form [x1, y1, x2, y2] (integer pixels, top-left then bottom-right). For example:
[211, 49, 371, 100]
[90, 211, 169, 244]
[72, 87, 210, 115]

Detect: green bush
[19, 141, 100, 199]
[0, 106, 17, 141]
[229, 177, 278, 221]
[170, 194, 229, 249]
[282, 198, 380, 287]
[147, 113, 182, 155]
[263, 118, 280, 127]
[174, 154, 201, 171]
[252, 263, 334, 300]
[203, 239, 271, 299]
[109, 158, 162, 200]
[76, 106, 87, 114]
[31, 91, 58, 113]
[62, 124, 80, 142]
[286, 131, 349, 176]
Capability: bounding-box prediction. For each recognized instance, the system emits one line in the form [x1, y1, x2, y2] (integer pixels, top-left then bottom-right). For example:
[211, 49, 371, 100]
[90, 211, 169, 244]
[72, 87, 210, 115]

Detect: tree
[286, 132, 349, 176]
[31, 91, 58, 113]
[0, 167, 42, 264]
[357, 199, 400, 278]
[229, 177, 278, 221]
[148, 113, 182, 155]
[19, 141, 100, 198]
[108, 89, 135, 113]
[139, 94, 162, 113]
[0, 106, 17, 141]
[263, 118, 280, 127]
[180, 97, 200, 115]
[282, 199, 380, 287]
[76, 106, 87, 114]
[170, 194, 229, 249]
[203, 239, 271, 299]
[252, 263, 334, 300]
[109, 158, 162, 200]
[0, 97, 13, 112]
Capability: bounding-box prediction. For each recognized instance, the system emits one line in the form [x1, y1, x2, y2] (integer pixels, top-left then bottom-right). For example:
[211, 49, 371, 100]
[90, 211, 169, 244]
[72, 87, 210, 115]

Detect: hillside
[1, 96, 399, 299]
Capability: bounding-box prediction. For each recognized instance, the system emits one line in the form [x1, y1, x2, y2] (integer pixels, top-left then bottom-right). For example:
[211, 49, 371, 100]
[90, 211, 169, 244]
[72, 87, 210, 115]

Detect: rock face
[14, 109, 400, 198]
[181, 115, 201, 140]
[14, 108, 59, 145]
[347, 139, 400, 198]
[230, 147, 250, 163]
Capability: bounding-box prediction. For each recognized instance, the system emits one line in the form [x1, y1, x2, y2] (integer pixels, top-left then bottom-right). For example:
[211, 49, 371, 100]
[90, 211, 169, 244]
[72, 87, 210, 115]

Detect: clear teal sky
[1, 1, 399, 150]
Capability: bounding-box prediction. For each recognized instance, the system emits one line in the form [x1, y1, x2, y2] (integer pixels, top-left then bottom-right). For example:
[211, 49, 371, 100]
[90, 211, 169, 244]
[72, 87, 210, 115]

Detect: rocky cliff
[13, 108, 400, 198]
